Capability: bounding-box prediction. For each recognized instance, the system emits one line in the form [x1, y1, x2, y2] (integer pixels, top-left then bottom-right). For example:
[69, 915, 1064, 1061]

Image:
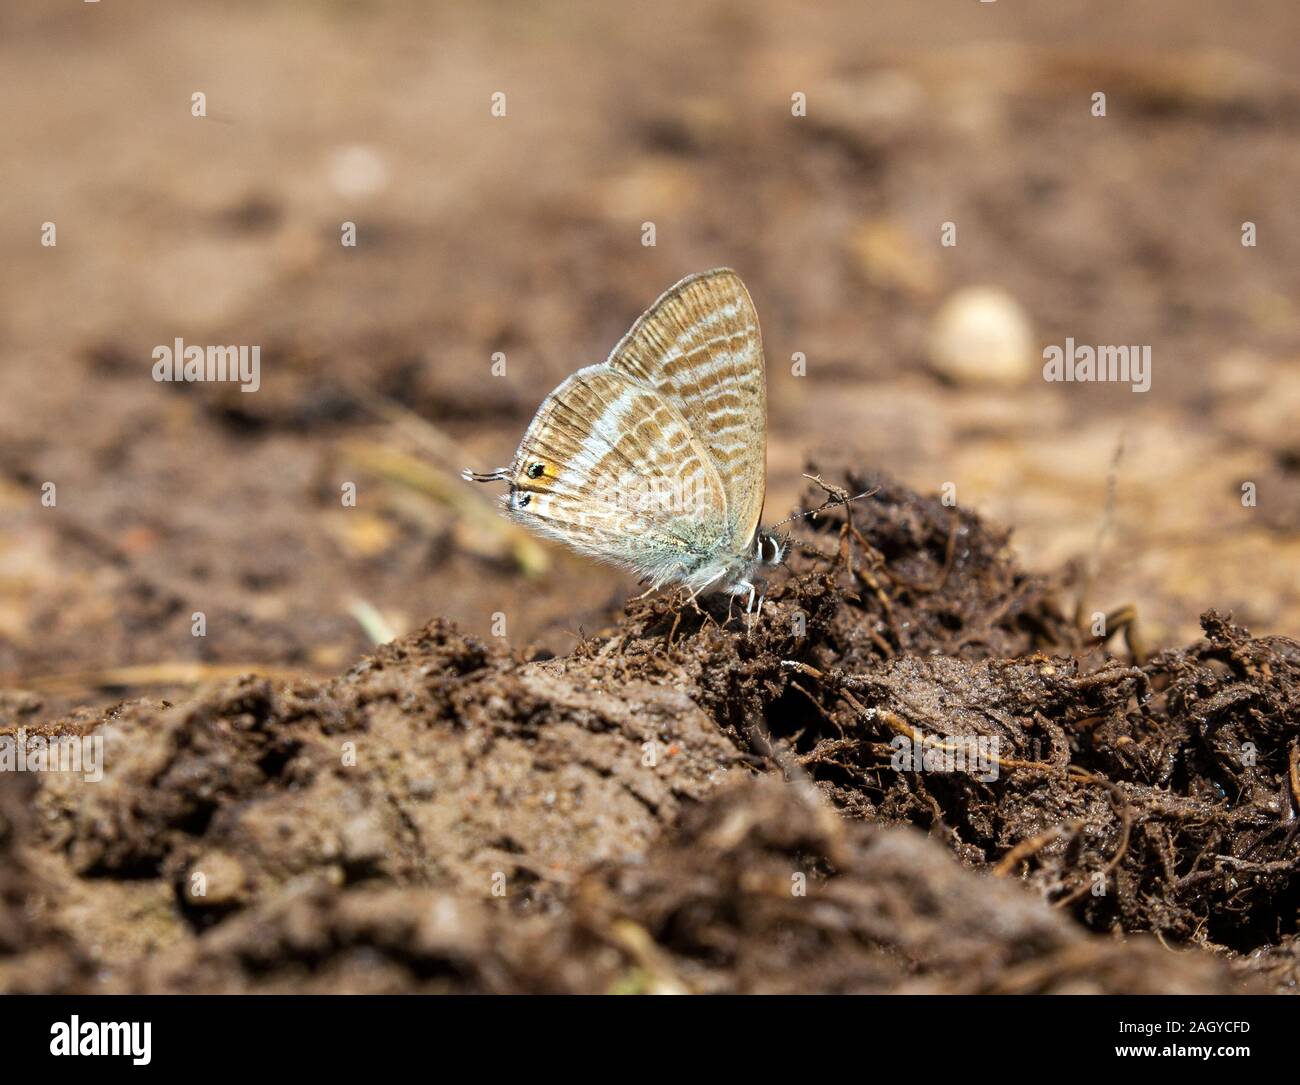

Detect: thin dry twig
[993, 819, 1086, 877]
[5, 660, 325, 696]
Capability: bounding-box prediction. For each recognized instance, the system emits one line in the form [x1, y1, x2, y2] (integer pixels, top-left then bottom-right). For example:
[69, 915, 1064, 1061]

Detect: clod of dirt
[137, 778, 1251, 994]
[0, 774, 90, 993]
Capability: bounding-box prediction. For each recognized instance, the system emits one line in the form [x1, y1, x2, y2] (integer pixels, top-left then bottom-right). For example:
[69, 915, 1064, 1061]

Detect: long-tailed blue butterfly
[464, 269, 784, 612]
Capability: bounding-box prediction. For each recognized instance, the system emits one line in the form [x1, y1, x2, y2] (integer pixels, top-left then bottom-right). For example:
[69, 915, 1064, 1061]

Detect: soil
[2, 470, 1297, 994]
[1, 1, 1298, 994]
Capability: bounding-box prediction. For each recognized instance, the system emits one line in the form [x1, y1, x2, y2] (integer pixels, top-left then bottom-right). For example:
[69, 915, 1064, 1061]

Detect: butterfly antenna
[769, 484, 879, 531]
[462, 467, 511, 483]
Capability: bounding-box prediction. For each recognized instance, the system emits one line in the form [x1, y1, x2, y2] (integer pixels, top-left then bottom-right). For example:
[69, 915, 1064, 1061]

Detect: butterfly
[464, 268, 786, 613]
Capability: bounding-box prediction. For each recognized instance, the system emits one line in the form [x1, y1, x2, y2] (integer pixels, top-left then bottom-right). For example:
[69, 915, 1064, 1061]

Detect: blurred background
[2, 0, 1298, 717]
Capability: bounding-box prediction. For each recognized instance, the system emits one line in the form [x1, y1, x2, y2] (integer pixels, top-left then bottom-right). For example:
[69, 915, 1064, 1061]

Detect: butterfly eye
[526, 463, 545, 479]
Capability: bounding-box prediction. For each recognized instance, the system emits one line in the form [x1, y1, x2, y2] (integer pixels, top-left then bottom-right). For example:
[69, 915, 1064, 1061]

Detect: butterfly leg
[684, 569, 726, 607]
[737, 581, 765, 634]
[683, 586, 712, 623]
[667, 605, 683, 647]
[668, 586, 709, 646]
[730, 579, 755, 619]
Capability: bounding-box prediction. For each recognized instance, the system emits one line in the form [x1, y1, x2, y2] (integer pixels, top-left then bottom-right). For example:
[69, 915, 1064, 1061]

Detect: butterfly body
[465, 269, 782, 611]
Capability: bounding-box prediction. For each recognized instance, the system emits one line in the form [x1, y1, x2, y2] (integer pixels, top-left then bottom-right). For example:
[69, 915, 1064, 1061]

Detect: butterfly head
[753, 529, 787, 569]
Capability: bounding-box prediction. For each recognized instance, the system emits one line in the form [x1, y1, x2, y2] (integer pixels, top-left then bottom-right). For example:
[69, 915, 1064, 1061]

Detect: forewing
[502, 365, 729, 587]
[604, 268, 766, 548]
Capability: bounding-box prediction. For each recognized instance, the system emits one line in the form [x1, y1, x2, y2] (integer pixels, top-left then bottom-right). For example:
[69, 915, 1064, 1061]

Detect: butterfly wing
[603, 268, 767, 551]
[502, 365, 732, 589]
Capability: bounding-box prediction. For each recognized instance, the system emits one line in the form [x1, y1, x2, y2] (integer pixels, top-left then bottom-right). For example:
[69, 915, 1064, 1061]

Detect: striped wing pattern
[604, 269, 767, 549]
[503, 365, 732, 588]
